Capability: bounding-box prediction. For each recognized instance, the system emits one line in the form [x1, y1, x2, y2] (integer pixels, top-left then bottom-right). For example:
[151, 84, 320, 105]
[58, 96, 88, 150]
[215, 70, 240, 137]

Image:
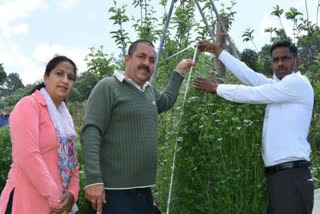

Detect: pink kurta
[0, 90, 79, 214]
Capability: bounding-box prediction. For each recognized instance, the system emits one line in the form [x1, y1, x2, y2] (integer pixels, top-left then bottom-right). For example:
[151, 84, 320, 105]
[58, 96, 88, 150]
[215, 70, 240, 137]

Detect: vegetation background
[1, 0, 320, 213]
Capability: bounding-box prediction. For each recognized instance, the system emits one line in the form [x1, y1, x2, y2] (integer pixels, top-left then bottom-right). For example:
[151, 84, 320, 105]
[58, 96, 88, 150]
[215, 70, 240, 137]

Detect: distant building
[0, 112, 9, 127]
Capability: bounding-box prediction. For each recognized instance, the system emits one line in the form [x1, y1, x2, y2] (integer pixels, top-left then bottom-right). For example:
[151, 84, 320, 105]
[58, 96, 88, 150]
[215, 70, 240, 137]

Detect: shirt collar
[113, 70, 150, 92]
[273, 71, 301, 81]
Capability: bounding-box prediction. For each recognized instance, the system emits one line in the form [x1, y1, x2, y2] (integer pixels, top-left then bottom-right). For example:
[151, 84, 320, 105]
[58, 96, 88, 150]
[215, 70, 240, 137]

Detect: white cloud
[0, 0, 48, 39]
[11, 23, 29, 36]
[0, 0, 47, 25]
[0, 41, 89, 85]
[32, 43, 89, 75]
[57, 0, 79, 9]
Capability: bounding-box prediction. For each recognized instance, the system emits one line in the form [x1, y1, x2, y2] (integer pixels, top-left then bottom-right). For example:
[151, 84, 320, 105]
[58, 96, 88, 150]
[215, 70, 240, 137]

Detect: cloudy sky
[0, 0, 318, 84]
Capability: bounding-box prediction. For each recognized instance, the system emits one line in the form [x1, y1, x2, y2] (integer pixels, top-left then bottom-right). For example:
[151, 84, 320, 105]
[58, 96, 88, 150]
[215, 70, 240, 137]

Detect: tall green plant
[132, 0, 162, 42]
[108, 0, 130, 57]
[242, 28, 258, 52]
[0, 127, 12, 192]
[271, 5, 284, 29]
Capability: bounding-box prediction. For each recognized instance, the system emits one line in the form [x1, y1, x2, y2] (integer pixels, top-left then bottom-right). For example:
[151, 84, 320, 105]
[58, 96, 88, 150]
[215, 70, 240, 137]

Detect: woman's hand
[50, 191, 75, 214]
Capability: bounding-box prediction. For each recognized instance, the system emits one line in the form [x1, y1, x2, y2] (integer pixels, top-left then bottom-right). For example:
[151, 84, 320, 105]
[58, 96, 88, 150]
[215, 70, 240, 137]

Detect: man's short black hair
[127, 40, 155, 56]
[270, 41, 298, 57]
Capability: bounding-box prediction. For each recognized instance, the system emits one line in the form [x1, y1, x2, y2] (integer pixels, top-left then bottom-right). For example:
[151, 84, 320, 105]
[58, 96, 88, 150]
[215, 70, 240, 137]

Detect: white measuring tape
[166, 46, 198, 214]
[166, 46, 193, 60]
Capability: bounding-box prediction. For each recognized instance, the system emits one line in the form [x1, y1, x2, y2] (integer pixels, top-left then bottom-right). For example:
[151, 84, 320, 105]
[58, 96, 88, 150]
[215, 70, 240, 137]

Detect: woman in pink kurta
[0, 56, 79, 214]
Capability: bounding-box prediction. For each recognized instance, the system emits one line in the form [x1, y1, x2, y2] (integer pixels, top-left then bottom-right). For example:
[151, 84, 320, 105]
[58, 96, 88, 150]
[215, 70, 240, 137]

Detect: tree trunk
[214, 16, 229, 82]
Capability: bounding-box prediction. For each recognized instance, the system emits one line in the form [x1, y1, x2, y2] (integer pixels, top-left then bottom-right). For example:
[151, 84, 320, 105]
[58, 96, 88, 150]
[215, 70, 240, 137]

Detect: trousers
[266, 167, 314, 214]
[90, 187, 154, 214]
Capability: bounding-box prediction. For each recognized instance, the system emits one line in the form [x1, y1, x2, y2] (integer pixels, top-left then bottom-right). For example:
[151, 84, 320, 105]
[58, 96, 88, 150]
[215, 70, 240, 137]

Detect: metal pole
[194, 0, 216, 42]
[208, 0, 239, 59]
[150, 0, 177, 84]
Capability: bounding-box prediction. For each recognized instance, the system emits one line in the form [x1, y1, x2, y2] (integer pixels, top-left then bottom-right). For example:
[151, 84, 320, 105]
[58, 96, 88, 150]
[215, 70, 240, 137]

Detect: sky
[0, 0, 318, 85]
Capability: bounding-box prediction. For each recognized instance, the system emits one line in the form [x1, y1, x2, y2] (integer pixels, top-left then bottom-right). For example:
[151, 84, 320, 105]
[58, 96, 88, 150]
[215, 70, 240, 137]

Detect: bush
[0, 126, 12, 192]
[156, 88, 267, 213]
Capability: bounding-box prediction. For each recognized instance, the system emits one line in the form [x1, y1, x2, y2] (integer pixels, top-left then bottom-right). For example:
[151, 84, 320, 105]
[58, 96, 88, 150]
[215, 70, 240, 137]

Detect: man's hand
[50, 191, 75, 214]
[175, 59, 195, 75]
[85, 184, 106, 213]
[196, 40, 222, 57]
[193, 72, 219, 94]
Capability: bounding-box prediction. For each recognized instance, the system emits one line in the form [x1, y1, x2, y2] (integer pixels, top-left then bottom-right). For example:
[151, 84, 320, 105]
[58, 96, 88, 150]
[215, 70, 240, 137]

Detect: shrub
[0, 126, 12, 192]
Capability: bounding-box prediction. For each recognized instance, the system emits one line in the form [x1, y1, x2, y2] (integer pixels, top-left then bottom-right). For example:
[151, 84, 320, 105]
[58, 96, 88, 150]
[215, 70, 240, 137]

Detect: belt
[265, 160, 311, 175]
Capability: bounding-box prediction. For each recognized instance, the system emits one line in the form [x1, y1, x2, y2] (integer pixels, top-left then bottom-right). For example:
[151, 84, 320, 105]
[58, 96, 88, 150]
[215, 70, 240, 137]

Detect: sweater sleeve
[80, 78, 114, 186]
[156, 71, 184, 113]
[9, 97, 62, 208]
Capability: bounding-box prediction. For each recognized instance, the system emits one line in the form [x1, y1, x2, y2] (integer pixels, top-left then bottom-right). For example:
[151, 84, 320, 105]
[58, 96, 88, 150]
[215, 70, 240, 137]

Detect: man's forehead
[135, 43, 156, 54]
[272, 47, 292, 57]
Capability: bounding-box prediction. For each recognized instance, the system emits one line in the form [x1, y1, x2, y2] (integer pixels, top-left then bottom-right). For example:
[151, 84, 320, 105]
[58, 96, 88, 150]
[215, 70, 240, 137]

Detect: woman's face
[44, 61, 75, 107]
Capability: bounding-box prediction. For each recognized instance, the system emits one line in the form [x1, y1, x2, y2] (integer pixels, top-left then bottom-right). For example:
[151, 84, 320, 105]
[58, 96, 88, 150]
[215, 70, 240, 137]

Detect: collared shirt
[216, 51, 314, 167]
[113, 70, 150, 92]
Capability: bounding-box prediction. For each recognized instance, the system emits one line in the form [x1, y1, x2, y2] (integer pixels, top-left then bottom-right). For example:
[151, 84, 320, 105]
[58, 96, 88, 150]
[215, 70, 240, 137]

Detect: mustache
[138, 65, 150, 73]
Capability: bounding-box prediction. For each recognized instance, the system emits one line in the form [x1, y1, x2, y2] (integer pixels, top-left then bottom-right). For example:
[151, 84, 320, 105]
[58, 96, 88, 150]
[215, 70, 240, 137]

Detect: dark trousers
[266, 167, 314, 214]
[5, 189, 14, 214]
[91, 187, 154, 214]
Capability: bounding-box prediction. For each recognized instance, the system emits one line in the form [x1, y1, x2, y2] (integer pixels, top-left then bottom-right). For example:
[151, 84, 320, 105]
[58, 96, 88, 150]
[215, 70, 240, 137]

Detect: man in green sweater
[81, 40, 194, 214]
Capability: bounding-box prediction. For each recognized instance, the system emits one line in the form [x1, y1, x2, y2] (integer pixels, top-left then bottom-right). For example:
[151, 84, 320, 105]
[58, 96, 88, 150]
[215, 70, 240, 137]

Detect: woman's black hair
[29, 55, 77, 95]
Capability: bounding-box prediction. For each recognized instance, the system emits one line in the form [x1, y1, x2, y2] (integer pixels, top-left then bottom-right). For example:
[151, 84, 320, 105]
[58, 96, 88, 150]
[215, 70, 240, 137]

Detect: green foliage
[131, 0, 162, 42]
[68, 72, 99, 102]
[2, 73, 24, 97]
[0, 127, 11, 192]
[108, 0, 130, 57]
[218, 0, 237, 28]
[240, 49, 258, 71]
[271, 5, 284, 28]
[172, 0, 196, 46]
[0, 63, 6, 86]
[0, 83, 36, 111]
[285, 7, 302, 22]
[297, 26, 320, 74]
[156, 87, 267, 213]
[242, 28, 258, 52]
[257, 44, 272, 76]
[85, 46, 117, 80]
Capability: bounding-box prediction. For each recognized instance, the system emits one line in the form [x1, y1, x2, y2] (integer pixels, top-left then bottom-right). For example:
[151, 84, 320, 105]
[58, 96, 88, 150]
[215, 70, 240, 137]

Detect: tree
[85, 46, 117, 80]
[265, 27, 277, 40]
[240, 49, 258, 71]
[242, 28, 258, 52]
[297, 26, 320, 77]
[0, 64, 6, 86]
[132, 0, 162, 42]
[271, 5, 284, 29]
[285, 7, 303, 43]
[3, 73, 24, 96]
[108, 0, 130, 57]
[258, 44, 273, 76]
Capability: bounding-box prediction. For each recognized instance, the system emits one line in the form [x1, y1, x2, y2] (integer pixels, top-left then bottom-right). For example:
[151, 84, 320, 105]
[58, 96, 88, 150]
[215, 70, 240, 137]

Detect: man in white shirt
[193, 40, 314, 214]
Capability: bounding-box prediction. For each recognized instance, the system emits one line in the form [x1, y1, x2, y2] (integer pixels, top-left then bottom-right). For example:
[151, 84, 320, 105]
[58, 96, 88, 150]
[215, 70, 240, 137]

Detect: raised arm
[156, 59, 193, 113]
[196, 40, 274, 86]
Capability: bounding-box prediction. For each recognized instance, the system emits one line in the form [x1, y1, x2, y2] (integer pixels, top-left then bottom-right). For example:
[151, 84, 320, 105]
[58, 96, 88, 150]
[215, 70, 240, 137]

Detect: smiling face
[44, 61, 76, 107]
[271, 46, 300, 80]
[124, 42, 156, 87]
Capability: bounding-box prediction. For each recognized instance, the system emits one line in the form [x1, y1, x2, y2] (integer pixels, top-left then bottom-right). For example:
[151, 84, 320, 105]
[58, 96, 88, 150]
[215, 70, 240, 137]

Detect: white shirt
[216, 51, 314, 167]
[113, 70, 150, 92]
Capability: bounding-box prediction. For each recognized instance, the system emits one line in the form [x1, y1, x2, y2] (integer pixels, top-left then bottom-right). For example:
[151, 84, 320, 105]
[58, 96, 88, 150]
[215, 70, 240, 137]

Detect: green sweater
[81, 71, 184, 188]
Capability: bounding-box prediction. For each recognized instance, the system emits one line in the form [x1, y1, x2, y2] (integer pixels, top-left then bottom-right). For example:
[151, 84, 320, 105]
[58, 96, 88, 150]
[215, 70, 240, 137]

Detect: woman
[0, 56, 80, 214]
